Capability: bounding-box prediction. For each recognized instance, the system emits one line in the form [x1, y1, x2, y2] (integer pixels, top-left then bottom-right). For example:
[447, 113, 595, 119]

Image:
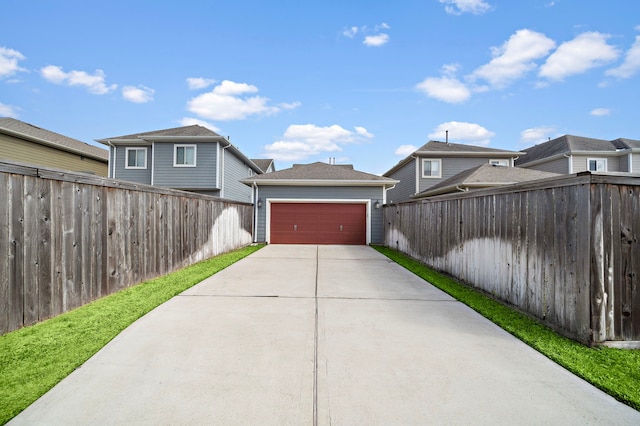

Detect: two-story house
[383, 140, 524, 203]
[0, 117, 109, 176]
[96, 125, 264, 203]
[515, 135, 640, 174]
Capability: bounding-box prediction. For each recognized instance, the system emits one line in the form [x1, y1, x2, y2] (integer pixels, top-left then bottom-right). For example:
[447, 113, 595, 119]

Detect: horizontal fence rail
[0, 161, 253, 334]
[384, 173, 640, 345]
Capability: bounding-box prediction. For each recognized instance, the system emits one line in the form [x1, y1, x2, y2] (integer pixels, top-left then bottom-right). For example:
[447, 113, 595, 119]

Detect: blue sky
[1, 0, 639, 174]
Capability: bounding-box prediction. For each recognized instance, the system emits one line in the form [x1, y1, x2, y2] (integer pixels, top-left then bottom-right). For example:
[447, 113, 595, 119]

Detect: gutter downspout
[220, 144, 231, 198]
[564, 153, 573, 174]
[252, 182, 259, 243]
[106, 141, 116, 179]
[414, 155, 419, 194]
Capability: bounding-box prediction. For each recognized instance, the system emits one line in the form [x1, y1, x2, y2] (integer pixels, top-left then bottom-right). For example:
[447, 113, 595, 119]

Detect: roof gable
[98, 124, 221, 141]
[243, 162, 397, 186]
[516, 134, 639, 166]
[414, 164, 560, 197]
[384, 140, 522, 176]
[0, 117, 108, 161]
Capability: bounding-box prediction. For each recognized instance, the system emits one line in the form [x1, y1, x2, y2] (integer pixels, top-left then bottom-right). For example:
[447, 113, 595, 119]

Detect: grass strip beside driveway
[372, 245, 640, 412]
[0, 244, 263, 425]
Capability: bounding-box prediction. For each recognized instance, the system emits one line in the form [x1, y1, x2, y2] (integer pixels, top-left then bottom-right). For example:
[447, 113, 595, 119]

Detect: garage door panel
[270, 203, 366, 245]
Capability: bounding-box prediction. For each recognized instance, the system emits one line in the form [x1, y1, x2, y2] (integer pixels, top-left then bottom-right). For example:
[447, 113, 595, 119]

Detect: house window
[125, 147, 147, 169]
[422, 159, 441, 178]
[489, 159, 509, 167]
[174, 144, 197, 167]
[248, 168, 253, 177]
[588, 158, 607, 172]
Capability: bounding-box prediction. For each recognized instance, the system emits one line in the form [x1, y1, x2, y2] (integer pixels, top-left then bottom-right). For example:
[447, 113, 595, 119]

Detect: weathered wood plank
[0, 172, 11, 334]
[23, 176, 39, 326]
[9, 174, 25, 331]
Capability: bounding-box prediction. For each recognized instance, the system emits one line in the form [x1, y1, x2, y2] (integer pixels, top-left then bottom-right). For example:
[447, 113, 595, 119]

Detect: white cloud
[187, 80, 298, 121]
[395, 144, 417, 156]
[263, 124, 370, 162]
[186, 77, 217, 90]
[539, 32, 619, 81]
[471, 29, 556, 88]
[428, 121, 495, 146]
[520, 126, 556, 144]
[40, 65, 117, 94]
[439, 0, 491, 15]
[343, 23, 390, 47]
[606, 35, 640, 78]
[354, 126, 374, 138]
[343, 26, 359, 38]
[364, 33, 389, 47]
[122, 85, 154, 103]
[179, 117, 221, 132]
[590, 108, 610, 116]
[0, 47, 26, 79]
[279, 101, 302, 110]
[415, 76, 471, 103]
[0, 101, 19, 117]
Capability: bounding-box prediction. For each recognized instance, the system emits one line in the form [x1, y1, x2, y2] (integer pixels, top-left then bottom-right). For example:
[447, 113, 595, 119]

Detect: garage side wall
[255, 185, 385, 244]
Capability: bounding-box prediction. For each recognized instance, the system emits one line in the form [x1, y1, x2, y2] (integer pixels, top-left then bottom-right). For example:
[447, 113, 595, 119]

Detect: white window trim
[174, 144, 197, 167]
[125, 147, 147, 169]
[422, 159, 442, 178]
[587, 157, 607, 172]
[489, 159, 509, 167]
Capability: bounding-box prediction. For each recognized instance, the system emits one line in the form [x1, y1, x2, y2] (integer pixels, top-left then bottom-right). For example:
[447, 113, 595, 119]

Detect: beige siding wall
[573, 155, 622, 173]
[521, 157, 569, 174]
[0, 134, 108, 176]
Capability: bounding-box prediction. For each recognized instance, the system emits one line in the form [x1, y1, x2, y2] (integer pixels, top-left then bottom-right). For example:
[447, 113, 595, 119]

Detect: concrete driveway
[10, 245, 640, 425]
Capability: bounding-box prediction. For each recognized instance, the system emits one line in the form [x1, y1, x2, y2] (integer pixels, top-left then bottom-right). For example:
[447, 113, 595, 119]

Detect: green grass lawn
[0, 244, 263, 425]
[372, 245, 640, 412]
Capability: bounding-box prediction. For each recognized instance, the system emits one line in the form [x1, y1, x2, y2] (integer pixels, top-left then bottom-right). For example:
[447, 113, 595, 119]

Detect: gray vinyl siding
[522, 157, 569, 174]
[417, 157, 497, 193]
[386, 161, 416, 204]
[255, 185, 385, 244]
[112, 145, 152, 184]
[632, 153, 640, 174]
[153, 142, 217, 189]
[619, 155, 630, 173]
[222, 150, 253, 203]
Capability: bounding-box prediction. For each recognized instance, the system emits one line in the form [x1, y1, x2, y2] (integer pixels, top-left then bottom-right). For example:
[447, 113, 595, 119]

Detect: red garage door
[270, 203, 366, 245]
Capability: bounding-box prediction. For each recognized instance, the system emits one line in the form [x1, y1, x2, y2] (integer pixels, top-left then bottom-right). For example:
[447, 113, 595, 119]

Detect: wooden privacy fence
[384, 172, 640, 346]
[0, 161, 253, 334]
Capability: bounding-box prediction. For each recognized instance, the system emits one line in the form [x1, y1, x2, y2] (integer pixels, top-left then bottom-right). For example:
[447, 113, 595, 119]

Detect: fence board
[0, 173, 10, 334]
[1, 162, 253, 334]
[384, 174, 640, 345]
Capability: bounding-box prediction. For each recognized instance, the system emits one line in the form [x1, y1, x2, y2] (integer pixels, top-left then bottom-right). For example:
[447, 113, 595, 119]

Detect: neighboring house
[96, 125, 263, 203]
[412, 164, 560, 198]
[242, 162, 398, 245]
[515, 134, 640, 174]
[0, 117, 109, 176]
[251, 158, 276, 174]
[383, 140, 524, 203]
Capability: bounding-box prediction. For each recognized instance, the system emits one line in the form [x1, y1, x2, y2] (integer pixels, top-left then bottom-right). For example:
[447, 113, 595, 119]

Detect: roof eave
[242, 178, 399, 187]
[2, 127, 108, 162]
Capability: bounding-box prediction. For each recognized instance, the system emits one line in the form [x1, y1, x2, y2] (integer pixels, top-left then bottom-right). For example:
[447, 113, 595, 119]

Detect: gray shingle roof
[416, 140, 521, 154]
[98, 124, 221, 141]
[414, 164, 560, 198]
[516, 134, 640, 166]
[251, 159, 275, 173]
[0, 117, 108, 161]
[243, 162, 397, 184]
[384, 140, 523, 176]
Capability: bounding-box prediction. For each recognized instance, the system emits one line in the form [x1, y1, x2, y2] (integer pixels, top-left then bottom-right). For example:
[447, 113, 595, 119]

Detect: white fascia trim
[151, 142, 155, 185]
[265, 198, 372, 244]
[243, 179, 398, 187]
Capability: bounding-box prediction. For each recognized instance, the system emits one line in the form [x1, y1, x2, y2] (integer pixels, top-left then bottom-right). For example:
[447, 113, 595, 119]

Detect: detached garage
[242, 162, 398, 245]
